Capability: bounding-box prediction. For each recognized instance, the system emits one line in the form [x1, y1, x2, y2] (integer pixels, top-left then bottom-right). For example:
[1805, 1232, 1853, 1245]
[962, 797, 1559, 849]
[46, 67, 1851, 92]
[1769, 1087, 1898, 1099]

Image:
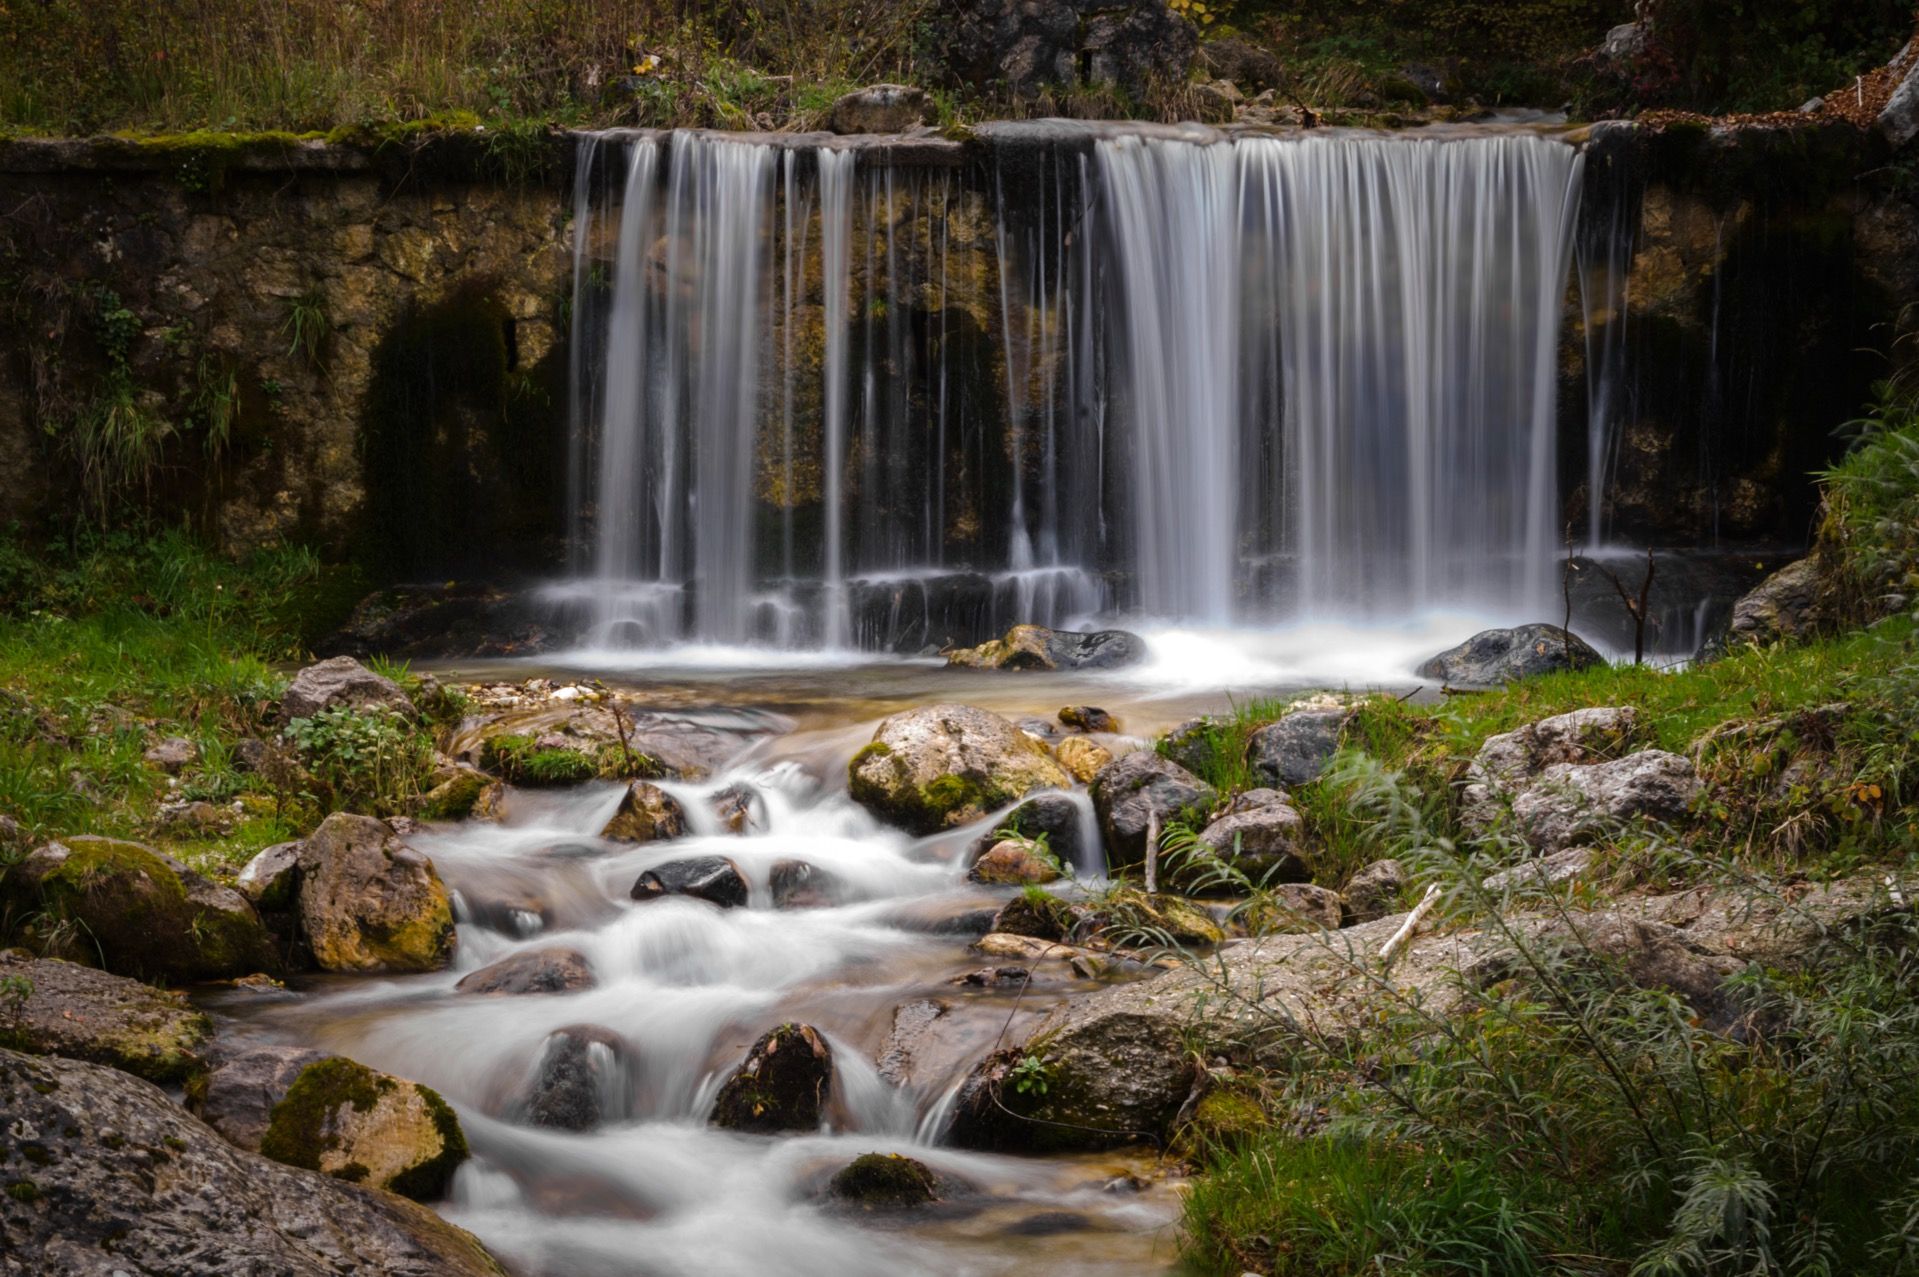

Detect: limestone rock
[826, 84, 927, 134]
[1469, 706, 1641, 794]
[1193, 801, 1309, 885]
[1237, 883, 1344, 934]
[1247, 707, 1348, 788]
[1056, 735, 1113, 783]
[258, 1056, 468, 1200]
[1507, 750, 1700, 852]
[0, 1048, 504, 1276]
[521, 1025, 625, 1131]
[280, 655, 413, 723]
[1090, 751, 1216, 871]
[1415, 624, 1605, 686]
[1342, 858, 1406, 923]
[237, 840, 303, 911]
[944, 624, 1146, 671]
[1484, 846, 1594, 893]
[1718, 556, 1823, 650]
[295, 814, 456, 973]
[631, 856, 747, 908]
[848, 704, 1070, 835]
[0, 951, 211, 1084]
[599, 780, 688, 843]
[711, 1023, 834, 1133]
[2, 837, 277, 983]
[455, 946, 594, 995]
[190, 1043, 331, 1151]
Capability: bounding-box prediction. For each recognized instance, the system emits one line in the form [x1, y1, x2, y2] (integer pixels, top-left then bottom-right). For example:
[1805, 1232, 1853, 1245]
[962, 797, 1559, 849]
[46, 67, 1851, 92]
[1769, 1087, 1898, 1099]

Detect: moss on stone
[260, 1057, 388, 1174]
[417, 769, 490, 820]
[1174, 1087, 1267, 1159]
[827, 1153, 939, 1208]
[5, 1178, 42, 1203]
[384, 1083, 469, 1201]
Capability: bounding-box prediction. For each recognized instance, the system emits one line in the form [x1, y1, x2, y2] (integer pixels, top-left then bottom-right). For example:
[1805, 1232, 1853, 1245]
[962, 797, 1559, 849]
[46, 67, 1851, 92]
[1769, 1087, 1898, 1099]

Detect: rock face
[258, 1056, 469, 1201]
[933, 0, 1198, 100]
[1247, 707, 1349, 788]
[0, 1048, 504, 1276]
[631, 856, 748, 908]
[455, 946, 594, 995]
[1415, 624, 1606, 685]
[1, 837, 277, 983]
[600, 780, 689, 843]
[943, 624, 1146, 671]
[848, 704, 1071, 835]
[1717, 557, 1823, 650]
[190, 1044, 332, 1151]
[295, 814, 456, 973]
[280, 655, 414, 723]
[522, 1025, 625, 1131]
[1090, 751, 1217, 871]
[711, 1023, 834, 1133]
[0, 952, 211, 1084]
[826, 84, 927, 134]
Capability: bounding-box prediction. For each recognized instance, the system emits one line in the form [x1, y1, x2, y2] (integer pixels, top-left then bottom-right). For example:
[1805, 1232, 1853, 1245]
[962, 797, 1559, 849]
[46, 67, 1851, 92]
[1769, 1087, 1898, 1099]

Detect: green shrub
[283, 705, 433, 816]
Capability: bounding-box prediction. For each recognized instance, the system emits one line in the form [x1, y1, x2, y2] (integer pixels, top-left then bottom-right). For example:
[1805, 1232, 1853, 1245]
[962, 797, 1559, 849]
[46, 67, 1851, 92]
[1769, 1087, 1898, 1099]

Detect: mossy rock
[259, 1057, 468, 1201]
[1, 837, 277, 983]
[480, 735, 598, 787]
[711, 1023, 834, 1134]
[295, 814, 455, 973]
[990, 891, 1081, 942]
[1086, 888, 1224, 949]
[1172, 1087, 1267, 1159]
[0, 952, 211, 1085]
[826, 1153, 939, 1208]
[848, 704, 1071, 836]
[416, 768, 496, 820]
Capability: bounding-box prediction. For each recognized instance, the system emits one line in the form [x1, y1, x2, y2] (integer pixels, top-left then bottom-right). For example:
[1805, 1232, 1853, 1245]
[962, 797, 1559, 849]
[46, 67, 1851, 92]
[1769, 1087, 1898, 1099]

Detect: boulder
[1342, 858, 1406, 924]
[826, 84, 927, 134]
[280, 655, 413, 724]
[1, 837, 277, 983]
[256, 1056, 468, 1201]
[848, 704, 1071, 835]
[144, 735, 198, 774]
[189, 1044, 331, 1151]
[237, 841, 303, 911]
[1059, 705, 1118, 733]
[932, 0, 1198, 100]
[522, 1025, 625, 1131]
[599, 780, 689, 843]
[295, 814, 456, 973]
[455, 946, 594, 995]
[631, 856, 748, 908]
[1717, 557, 1823, 650]
[1247, 707, 1348, 788]
[1415, 624, 1605, 686]
[1194, 801, 1308, 884]
[1880, 50, 1919, 149]
[1506, 750, 1700, 853]
[1089, 751, 1216, 871]
[1056, 735, 1113, 784]
[968, 840, 1062, 885]
[826, 1153, 939, 1208]
[0, 1049, 504, 1276]
[1468, 706, 1641, 794]
[1197, 36, 1284, 91]
[1158, 716, 1225, 779]
[416, 765, 502, 822]
[710, 1023, 834, 1133]
[945, 624, 1146, 671]
[970, 790, 1086, 868]
[989, 891, 1081, 941]
[0, 952, 211, 1084]
[770, 859, 840, 909]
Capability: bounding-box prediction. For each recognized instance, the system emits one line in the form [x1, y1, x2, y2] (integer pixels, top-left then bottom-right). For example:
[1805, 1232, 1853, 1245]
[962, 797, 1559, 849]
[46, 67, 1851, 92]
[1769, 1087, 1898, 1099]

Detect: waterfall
[565, 127, 1586, 652]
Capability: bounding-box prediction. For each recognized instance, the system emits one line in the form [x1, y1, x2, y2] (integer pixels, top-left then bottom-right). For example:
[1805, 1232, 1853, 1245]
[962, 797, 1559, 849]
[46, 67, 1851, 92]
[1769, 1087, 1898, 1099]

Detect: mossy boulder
[0, 837, 277, 983]
[989, 891, 1082, 941]
[826, 1153, 940, 1208]
[188, 1043, 331, 1151]
[600, 781, 689, 843]
[295, 814, 455, 973]
[0, 952, 211, 1084]
[1086, 888, 1224, 948]
[258, 1056, 469, 1201]
[416, 765, 501, 820]
[1172, 1087, 1267, 1159]
[711, 1023, 834, 1134]
[848, 704, 1071, 836]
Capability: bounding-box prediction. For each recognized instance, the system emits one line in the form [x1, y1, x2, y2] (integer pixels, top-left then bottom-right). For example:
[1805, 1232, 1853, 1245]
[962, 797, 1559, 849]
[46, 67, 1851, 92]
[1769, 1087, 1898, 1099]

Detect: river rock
[990, 891, 1081, 941]
[877, 1000, 948, 1087]
[944, 624, 1146, 671]
[456, 946, 594, 995]
[1717, 556, 1823, 650]
[968, 840, 1062, 885]
[280, 655, 414, 723]
[1059, 705, 1118, 733]
[257, 1056, 468, 1201]
[416, 764, 502, 821]
[1415, 624, 1606, 685]
[1090, 751, 1217, 871]
[295, 814, 456, 973]
[600, 780, 689, 843]
[1247, 706, 1348, 788]
[1236, 883, 1344, 935]
[522, 1025, 625, 1131]
[1084, 887, 1223, 948]
[1, 836, 277, 983]
[970, 790, 1085, 867]
[631, 856, 748, 908]
[1506, 750, 1700, 852]
[711, 1023, 834, 1134]
[709, 783, 758, 834]
[1056, 734, 1113, 783]
[144, 735, 198, 774]
[770, 859, 841, 909]
[0, 1048, 505, 1276]
[1342, 858, 1406, 923]
[826, 1153, 940, 1208]
[1158, 716, 1225, 778]
[848, 704, 1071, 835]
[0, 951, 211, 1084]
[190, 1043, 332, 1151]
[827, 84, 927, 133]
[1194, 800, 1309, 885]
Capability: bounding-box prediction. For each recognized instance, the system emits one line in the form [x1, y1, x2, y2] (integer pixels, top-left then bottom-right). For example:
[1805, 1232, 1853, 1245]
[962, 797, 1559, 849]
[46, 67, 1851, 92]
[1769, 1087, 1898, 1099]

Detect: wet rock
[631, 856, 748, 908]
[237, 841, 304, 912]
[970, 790, 1086, 868]
[1236, 882, 1344, 935]
[144, 735, 198, 774]
[259, 1056, 469, 1201]
[465, 701, 756, 783]
[826, 84, 927, 134]
[1194, 801, 1309, 885]
[1059, 705, 1118, 733]
[1090, 752, 1216, 872]
[522, 1025, 625, 1131]
[944, 624, 1146, 672]
[826, 1152, 939, 1208]
[1016, 715, 1064, 743]
[1, 836, 277, 983]
[989, 891, 1080, 941]
[190, 1043, 331, 1151]
[279, 655, 414, 723]
[877, 999, 948, 1086]
[1056, 735, 1113, 783]
[0, 951, 211, 1084]
[1506, 750, 1700, 853]
[971, 932, 1108, 973]
[709, 783, 758, 834]
[600, 780, 689, 844]
[295, 814, 456, 973]
[1342, 858, 1406, 924]
[770, 859, 840, 909]
[1247, 706, 1349, 788]
[455, 946, 594, 995]
[849, 704, 1071, 836]
[0, 1048, 505, 1276]
[1716, 557, 1823, 651]
[969, 840, 1063, 885]
[711, 1023, 835, 1133]
[951, 965, 1032, 988]
[1415, 623, 1605, 686]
